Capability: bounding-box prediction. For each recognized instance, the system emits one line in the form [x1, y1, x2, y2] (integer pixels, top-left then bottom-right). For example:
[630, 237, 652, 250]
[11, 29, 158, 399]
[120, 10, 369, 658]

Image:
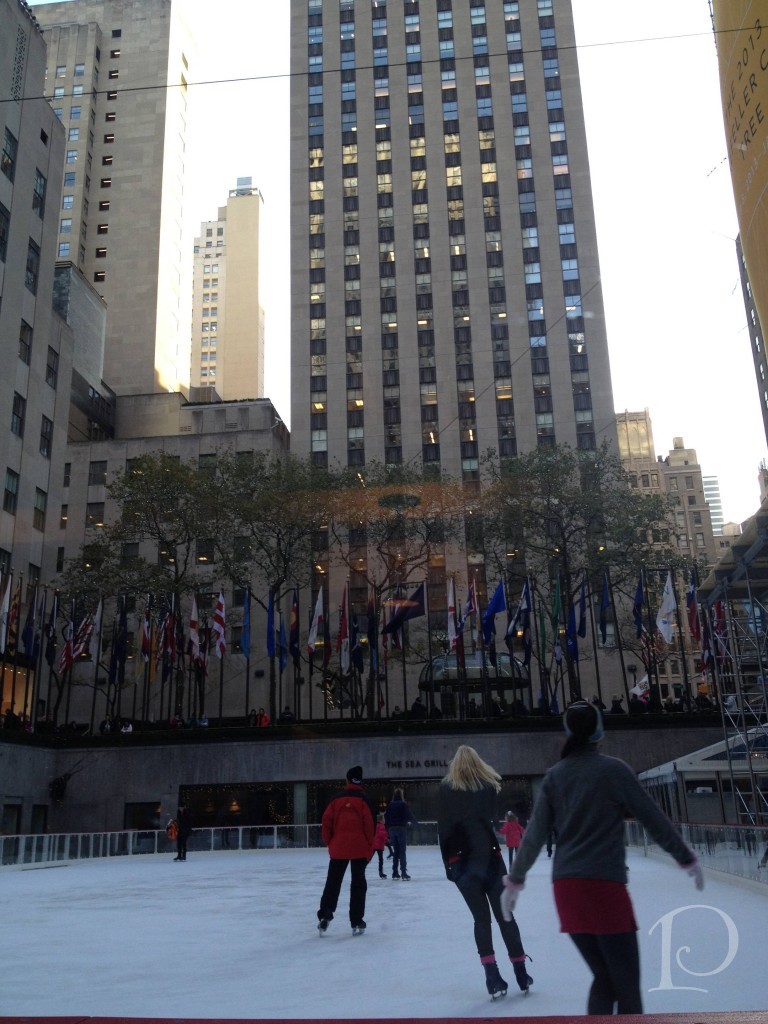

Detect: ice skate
[352, 921, 366, 936]
[379, 870, 386, 878]
[317, 918, 329, 935]
[512, 958, 533, 994]
[401, 871, 411, 880]
[483, 962, 508, 1000]
[392, 872, 400, 879]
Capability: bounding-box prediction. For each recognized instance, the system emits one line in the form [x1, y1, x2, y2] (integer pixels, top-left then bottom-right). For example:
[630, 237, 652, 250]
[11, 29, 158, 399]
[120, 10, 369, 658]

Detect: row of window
[2, 468, 46, 530]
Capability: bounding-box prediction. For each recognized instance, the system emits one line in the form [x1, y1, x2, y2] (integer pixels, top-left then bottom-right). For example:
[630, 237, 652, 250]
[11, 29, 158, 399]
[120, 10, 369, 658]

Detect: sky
[2, 845, 764, 1018]
[31, 0, 766, 525]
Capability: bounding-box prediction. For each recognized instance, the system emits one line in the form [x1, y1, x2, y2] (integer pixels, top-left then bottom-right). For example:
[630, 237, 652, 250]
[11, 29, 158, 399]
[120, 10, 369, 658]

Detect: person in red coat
[499, 811, 525, 871]
[372, 813, 389, 879]
[317, 766, 375, 935]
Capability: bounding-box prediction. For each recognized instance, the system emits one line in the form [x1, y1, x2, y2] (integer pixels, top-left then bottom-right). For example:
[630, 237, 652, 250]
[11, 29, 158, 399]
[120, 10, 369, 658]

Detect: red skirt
[553, 878, 637, 934]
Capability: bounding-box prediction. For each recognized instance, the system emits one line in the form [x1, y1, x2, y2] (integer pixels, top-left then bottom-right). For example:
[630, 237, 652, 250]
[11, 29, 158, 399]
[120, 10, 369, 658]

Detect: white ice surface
[1, 846, 764, 1019]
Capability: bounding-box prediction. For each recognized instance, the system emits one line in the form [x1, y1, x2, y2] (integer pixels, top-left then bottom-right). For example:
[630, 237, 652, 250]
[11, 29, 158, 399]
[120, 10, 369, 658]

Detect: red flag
[59, 610, 74, 673]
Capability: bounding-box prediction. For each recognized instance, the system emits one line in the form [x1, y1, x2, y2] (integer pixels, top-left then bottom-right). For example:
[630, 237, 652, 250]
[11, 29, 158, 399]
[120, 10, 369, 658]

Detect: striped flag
[307, 588, 323, 654]
[447, 577, 458, 652]
[213, 591, 226, 658]
[189, 596, 200, 662]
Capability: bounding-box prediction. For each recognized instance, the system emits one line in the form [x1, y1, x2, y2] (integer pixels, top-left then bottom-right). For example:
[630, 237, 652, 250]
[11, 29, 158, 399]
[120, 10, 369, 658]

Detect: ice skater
[373, 813, 389, 878]
[498, 811, 525, 871]
[317, 766, 375, 936]
[384, 787, 417, 879]
[437, 745, 532, 1000]
[174, 804, 192, 861]
[502, 701, 704, 1016]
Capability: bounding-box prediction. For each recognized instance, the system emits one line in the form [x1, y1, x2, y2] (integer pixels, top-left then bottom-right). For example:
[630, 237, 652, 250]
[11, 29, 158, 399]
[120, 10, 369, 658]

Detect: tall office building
[191, 179, 266, 402]
[703, 475, 725, 536]
[289, 0, 617, 479]
[34, 0, 194, 397]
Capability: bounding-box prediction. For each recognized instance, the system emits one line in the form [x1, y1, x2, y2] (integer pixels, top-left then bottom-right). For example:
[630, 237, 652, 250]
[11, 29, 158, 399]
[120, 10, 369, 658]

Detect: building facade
[191, 179, 266, 402]
[289, 0, 617, 476]
[703, 474, 725, 536]
[34, 0, 194, 397]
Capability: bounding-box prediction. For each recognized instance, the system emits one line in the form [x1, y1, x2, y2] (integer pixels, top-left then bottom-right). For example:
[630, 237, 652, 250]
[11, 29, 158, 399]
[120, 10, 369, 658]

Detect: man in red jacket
[317, 765, 375, 936]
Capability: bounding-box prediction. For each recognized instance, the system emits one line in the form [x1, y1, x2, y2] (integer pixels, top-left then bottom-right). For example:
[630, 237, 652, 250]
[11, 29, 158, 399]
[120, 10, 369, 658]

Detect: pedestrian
[317, 766, 375, 936]
[438, 745, 532, 1000]
[498, 811, 525, 871]
[384, 787, 417, 879]
[174, 804, 192, 861]
[373, 813, 389, 878]
[502, 701, 704, 1016]
[255, 707, 270, 727]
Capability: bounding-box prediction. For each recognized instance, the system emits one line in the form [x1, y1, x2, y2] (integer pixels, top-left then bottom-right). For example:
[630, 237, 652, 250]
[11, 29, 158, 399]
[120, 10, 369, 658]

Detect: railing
[625, 820, 768, 884]
[4, 820, 767, 886]
[0, 821, 441, 868]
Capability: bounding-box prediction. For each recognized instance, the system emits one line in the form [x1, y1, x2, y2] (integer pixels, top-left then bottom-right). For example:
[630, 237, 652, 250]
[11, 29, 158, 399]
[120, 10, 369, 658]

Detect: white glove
[501, 875, 525, 921]
[682, 855, 704, 891]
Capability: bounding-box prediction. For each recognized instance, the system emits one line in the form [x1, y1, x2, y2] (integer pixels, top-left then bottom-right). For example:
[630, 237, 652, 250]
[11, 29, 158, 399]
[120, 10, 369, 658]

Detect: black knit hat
[346, 765, 363, 784]
[563, 701, 604, 743]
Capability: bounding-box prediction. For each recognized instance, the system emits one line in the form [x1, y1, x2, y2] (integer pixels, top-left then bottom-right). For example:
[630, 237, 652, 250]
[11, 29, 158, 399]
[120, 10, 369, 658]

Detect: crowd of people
[310, 701, 704, 1013]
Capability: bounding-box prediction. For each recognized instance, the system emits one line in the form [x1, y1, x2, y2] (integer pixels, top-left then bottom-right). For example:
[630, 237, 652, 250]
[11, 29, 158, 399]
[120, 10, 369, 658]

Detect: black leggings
[455, 861, 524, 960]
[569, 931, 641, 1015]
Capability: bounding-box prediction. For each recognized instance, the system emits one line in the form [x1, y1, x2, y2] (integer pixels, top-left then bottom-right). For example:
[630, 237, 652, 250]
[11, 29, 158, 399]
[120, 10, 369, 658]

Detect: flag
[550, 577, 561, 634]
[382, 581, 426, 635]
[45, 593, 58, 667]
[337, 583, 350, 674]
[213, 591, 226, 658]
[566, 604, 579, 662]
[599, 574, 611, 644]
[154, 612, 167, 673]
[189, 596, 200, 663]
[459, 579, 477, 630]
[0, 574, 10, 652]
[700, 611, 713, 669]
[539, 600, 547, 663]
[89, 599, 103, 663]
[577, 575, 587, 638]
[366, 594, 378, 674]
[59, 606, 74, 673]
[32, 590, 46, 664]
[289, 590, 300, 667]
[687, 572, 701, 642]
[72, 610, 94, 659]
[6, 580, 21, 656]
[481, 580, 506, 643]
[308, 589, 324, 654]
[278, 613, 288, 674]
[447, 578, 459, 652]
[385, 587, 404, 650]
[506, 578, 532, 665]
[350, 615, 364, 672]
[632, 574, 644, 638]
[22, 586, 36, 658]
[323, 604, 332, 667]
[241, 589, 251, 658]
[656, 571, 676, 643]
[266, 589, 275, 658]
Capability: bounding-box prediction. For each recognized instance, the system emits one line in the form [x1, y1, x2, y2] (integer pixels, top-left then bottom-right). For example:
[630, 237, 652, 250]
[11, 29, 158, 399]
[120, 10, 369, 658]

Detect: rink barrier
[2, 820, 768, 887]
[1, 1014, 767, 1024]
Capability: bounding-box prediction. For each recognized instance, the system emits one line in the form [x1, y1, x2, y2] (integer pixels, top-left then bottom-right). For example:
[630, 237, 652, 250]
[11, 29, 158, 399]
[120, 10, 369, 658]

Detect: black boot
[483, 962, 508, 999]
[512, 958, 533, 993]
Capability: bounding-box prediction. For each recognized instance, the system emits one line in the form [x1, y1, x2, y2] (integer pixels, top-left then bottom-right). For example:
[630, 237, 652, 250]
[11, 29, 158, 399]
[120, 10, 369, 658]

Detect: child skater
[373, 813, 389, 879]
[499, 811, 525, 871]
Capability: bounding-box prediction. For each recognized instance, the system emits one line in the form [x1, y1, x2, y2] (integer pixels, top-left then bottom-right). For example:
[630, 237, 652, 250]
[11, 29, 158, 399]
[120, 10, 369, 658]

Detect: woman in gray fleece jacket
[502, 701, 703, 1016]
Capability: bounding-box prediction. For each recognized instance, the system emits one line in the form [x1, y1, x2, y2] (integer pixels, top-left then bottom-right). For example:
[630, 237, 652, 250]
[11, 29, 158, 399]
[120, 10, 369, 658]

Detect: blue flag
[267, 589, 275, 658]
[382, 582, 426, 635]
[481, 580, 506, 643]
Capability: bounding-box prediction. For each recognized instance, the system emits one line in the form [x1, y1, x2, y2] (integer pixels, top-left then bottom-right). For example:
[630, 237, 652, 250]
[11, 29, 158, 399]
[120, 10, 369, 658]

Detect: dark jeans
[455, 859, 524, 960]
[176, 834, 189, 860]
[318, 857, 368, 926]
[389, 827, 408, 875]
[376, 850, 384, 873]
[570, 931, 641, 1015]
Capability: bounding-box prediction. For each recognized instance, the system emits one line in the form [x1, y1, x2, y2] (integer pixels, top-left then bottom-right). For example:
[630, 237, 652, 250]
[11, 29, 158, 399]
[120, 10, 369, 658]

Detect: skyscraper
[289, 0, 617, 479]
[34, 0, 194, 397]
[191, 179, 266, 402]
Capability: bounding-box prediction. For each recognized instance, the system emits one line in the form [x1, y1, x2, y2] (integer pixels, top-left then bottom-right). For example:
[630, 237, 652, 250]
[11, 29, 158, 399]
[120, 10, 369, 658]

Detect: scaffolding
[699, 505, 768, 825]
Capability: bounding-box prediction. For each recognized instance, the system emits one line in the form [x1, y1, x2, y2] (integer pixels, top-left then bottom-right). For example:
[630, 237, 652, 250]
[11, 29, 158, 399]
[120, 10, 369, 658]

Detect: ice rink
[1, 845, 764, 1019]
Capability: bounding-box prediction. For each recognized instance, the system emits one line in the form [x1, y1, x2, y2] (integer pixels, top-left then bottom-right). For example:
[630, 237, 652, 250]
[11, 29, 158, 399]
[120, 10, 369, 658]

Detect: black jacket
[437, 781, 501, 880]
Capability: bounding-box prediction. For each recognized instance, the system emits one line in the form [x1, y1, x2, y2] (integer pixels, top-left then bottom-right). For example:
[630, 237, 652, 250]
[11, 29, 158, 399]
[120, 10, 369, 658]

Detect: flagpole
[529, 580, 545, 713]
[606, 568, 632, 708]
[670, 565, 691, 708]
[244, 588, 251, 721]
[29, 588, 47, 730]
[21, 584, 37, 722]
[9, 575, 22, 716]
[644, 569, 662, 710]
[586, 575, 603, 706]
[64, 598, 75, 725]
[143, 605, 152, 723]
[0, 571, 10, 718]
[89, 597, 103, 733]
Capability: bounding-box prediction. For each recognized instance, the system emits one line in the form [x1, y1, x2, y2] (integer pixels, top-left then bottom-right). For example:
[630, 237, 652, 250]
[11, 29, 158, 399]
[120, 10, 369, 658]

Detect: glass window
[3, 469, 19, 515]
[46, 347, 59, 389]
[74, 63, 85, 76]
[0, 201, 8, 262]
[33, 489, 47, 532]
[57, 242, 71, 258]
[66, 149, 78, 164]
[40, 415, 53, 458]
[11, 392, 25, 437]
[2, 128, 18, 182]
[25, 240, 40, 293]
[88, 460, 107, 486]
[86, 502, 105, 528]
[19, 321, 32, 364]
